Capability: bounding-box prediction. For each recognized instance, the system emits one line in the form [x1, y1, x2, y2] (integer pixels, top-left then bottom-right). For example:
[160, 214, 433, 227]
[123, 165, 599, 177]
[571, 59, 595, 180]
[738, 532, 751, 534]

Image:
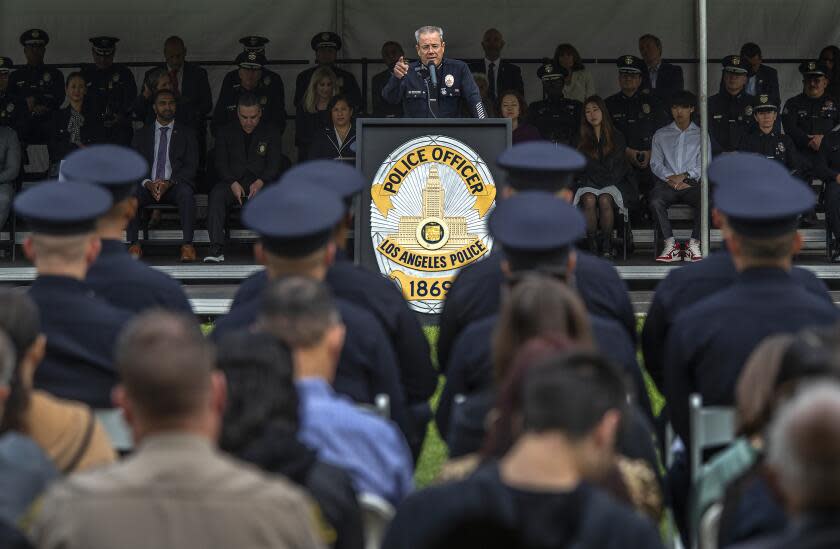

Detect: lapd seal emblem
[745, 105, 753, 116]
[257, 142, 267, 156]
[370, 135, 497, 313]
[642, 103, 651, 114]
[445, 74, 454, 87]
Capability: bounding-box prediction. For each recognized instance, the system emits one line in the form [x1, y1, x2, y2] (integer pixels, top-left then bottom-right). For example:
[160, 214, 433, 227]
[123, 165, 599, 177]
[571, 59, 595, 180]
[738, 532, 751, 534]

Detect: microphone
[428, 62, 438, 88]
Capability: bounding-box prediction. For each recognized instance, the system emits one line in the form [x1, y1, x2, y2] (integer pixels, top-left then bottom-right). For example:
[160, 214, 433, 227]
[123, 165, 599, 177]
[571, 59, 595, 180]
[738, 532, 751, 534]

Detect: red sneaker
[656, 241, 682, 263]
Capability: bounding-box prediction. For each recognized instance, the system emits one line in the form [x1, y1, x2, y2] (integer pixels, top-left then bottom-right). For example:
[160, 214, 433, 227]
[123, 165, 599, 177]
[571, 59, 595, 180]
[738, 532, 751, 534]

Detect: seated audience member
[554, 43, 595, 103]
[219, 330, 364, 549]
[308, 94, 356, 163]
[258, 277, 414, 505]
[294, 32, 362, 112]
[383, 350, 663, 549]
[728, 383, 840, 548]
[80, 37, 136, 146]
[717, 43, 779, 104]
[649, 90, 708, 262]
[469, 28, 525, 103]
[638, 33, 684, 102]
[528, 62, 582, 145]
[47, 72, 104, 173]
[126, 89, 198, 262]
[15, 181, 131, 409]
[574, 95, 635, 258]
[709, 55, 754, 153]
[60, 145, 192, 313]
[605, 55, 670, 199]
[781, 60, 839, 172]
[130, 67, 173, 125]
[205, 92, 284, 264]
[0, 326, 57, 531]
[0, 57, 27, 133]
[371, 41, 405, 117]
[813, 115, 840, 262]
[213, 51, 286, 139]
[0, 289, 115, 476]
[498, 90, 540, 144]
[738, 95, 807, 175]
[819, 45, 840, 99]
[0, 124, 20, 233]
[11, 29, 65, 146]
[211, 181, 416, 451]
[30, 311, 324, 549]
[296, 66, 337, 161]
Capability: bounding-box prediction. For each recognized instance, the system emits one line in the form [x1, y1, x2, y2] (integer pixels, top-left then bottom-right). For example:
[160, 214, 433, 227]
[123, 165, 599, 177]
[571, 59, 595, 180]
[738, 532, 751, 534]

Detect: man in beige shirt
[31, 310, 324, 549]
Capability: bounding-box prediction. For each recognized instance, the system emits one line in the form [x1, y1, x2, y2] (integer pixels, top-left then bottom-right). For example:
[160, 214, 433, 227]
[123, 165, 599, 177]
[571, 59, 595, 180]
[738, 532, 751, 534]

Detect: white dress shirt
[650, 121, 709, 181]
[145, 120, 174, 186]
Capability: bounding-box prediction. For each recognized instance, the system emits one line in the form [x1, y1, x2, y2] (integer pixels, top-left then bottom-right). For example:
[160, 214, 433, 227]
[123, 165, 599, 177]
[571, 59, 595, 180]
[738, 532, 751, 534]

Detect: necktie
[155, 126, 170, 181]
[169, 69, 180, 96]
[488, 62, 497, 100]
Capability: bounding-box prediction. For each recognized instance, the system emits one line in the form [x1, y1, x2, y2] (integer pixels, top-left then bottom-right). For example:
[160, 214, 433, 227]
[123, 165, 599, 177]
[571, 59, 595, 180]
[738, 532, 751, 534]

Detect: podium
[355, 118, 511, 315]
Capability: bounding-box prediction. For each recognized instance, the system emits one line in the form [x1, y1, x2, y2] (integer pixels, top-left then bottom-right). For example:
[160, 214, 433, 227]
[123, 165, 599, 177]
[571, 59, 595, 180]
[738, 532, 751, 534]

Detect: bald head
[768, 382, 840, 511]
[482, 28, 504, 61]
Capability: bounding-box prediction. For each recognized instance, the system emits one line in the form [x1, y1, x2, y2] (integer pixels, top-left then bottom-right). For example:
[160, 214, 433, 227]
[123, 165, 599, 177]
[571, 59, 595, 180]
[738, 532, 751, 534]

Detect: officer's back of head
[258, 277, 345, 383]
[0, 328, 16, 425]
[114, 311, 221, 438]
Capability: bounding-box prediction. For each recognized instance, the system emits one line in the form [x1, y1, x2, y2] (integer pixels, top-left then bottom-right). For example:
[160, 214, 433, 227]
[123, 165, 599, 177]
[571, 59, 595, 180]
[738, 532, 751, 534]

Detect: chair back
[689, 393, 735, 482]
[358, 492, 395, 549]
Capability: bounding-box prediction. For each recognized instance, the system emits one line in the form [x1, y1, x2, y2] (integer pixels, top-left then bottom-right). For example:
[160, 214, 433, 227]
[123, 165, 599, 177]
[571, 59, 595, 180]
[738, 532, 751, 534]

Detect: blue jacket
[382, 58, 486, 118]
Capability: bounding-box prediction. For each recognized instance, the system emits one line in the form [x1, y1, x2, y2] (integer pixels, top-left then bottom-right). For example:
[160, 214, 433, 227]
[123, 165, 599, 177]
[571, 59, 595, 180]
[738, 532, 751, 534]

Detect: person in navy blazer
[126, 89, 198, 262]
[639, 34, 684, 103]
[468, 28, 524, 102]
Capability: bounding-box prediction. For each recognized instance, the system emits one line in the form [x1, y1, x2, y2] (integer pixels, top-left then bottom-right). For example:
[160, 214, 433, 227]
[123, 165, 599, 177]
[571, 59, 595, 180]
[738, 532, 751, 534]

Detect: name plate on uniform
[356, 119, 512, 317]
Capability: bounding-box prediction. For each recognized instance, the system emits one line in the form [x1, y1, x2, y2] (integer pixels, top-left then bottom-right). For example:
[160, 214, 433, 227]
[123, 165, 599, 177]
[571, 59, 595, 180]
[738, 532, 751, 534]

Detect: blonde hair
[303, 66, 338, 114]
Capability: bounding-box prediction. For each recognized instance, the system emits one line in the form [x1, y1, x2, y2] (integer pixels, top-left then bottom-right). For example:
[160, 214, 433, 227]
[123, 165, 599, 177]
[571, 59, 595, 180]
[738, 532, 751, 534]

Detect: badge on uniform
[259, 96, 267, 105]
[809, 61, 817, 71]
[43, 72, 50, 82]
[777, 142, 786, 154]
[759, 94, 769, 104]
[6, 103, 14, 113]
[263, 76, 271, 86]
[745, 106, 753, 116]
[827, 100, 835, 110]
[624, 56, 634, 66]
[336, 77, 344, 90]
[257, 142, 267, 156]
[642, 103, 651, 114]
[112, 73, 120, 82]
[445, 74, 454, 87]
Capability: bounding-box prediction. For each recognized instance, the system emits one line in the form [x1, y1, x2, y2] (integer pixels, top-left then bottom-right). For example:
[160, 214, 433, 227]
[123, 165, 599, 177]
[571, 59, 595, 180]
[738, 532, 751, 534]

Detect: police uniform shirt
[708, 90, 755, 152]
[436, 250, 636, 373]
[9, 64, 64, 116]
[80, 63, 137, 120]
[737, 130, 807, 174]
[372, 69, 403, 117]
[664, 267, 840, 444]
[211, 293, 416, 449]
[0, 91, 25, 131]
[815, 130, 840, 182]
[86, 239, 192, 314]
[381, 57, 486, 119]
[294, 65, 362, 112]
[381, 462, 664, 549]
[642, 248, 831, 392]
[605, 90, 669, 151]
[781, 92, 840, 153]
[230, 258, 438, 406]
[526, 97, 582, 145]
[213, 69, 286, 136]
[29, 276, 132, 408]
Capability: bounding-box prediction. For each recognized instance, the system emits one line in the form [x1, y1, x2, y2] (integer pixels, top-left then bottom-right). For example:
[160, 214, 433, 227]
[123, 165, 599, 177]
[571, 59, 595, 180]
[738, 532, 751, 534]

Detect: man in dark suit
[468, 28, 524, 102]
[127, 89, 198, 262]
[205, 92, 284, 263]
[371, 41, 404, 117]
[639, 34, 684, 103]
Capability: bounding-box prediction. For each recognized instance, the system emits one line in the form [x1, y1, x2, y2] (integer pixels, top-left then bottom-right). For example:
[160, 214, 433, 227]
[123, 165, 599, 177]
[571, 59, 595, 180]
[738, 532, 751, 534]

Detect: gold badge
[760, 94, 769, 104]
[732, 56, 740, 66]
[624, 56, 634, 66]
[257, 142, 267, 156]
[642, 103, 651, 114]
[43, 72, 50, 82]
[809, 61, 816, 71]
[248, 52, 257, 61]
[370, 135, 497, 314]
[745, 105, 753, 116]
[545, 64, 553, 73]
[259, 95, 267, 105]
[6, 103, 14, 113]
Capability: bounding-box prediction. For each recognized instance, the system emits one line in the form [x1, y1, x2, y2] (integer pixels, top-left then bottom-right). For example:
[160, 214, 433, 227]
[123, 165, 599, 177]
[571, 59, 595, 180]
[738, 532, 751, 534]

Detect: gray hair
[0, 329, 16, 387]
[767, 381, 840, 509]
[415, 26, 444, 44]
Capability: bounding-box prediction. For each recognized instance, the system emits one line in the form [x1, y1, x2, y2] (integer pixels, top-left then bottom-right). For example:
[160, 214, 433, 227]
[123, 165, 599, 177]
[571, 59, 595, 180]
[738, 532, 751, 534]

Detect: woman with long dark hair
[574, 95, 635, 258]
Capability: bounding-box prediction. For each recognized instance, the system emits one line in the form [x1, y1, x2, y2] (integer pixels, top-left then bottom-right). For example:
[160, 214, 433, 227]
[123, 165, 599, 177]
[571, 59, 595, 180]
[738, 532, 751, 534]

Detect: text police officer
[382, 26, 486, 119]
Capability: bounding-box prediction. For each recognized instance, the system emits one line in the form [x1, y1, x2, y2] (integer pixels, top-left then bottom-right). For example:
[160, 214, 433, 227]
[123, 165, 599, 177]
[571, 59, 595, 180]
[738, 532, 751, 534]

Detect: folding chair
[358, 492, 395, 549]
[689, 393, 735, 483]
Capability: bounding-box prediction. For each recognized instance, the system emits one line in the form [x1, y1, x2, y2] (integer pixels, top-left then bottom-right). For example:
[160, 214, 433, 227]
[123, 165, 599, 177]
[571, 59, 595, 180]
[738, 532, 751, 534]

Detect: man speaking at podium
[383, 26, 486, 119]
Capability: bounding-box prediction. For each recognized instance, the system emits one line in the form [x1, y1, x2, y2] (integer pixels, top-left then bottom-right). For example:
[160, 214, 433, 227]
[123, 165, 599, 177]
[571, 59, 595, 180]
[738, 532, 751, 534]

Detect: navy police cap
[537, 62, 568, 81]
[236, 51, 267, 69]
[281, 160, 365, 204]
[60, 145, 148, 202]
[311, 32, 342, 51]
[489, 191, 585, 252]
[240, 36, 270, 52]
[242, 181, 343, 257]
[0, 58, 13, 74]
[752, 94, 779, 112]
[722, 54, 749, 74]
[800, 60, 830, 77]
[15, 180, 112, 235]
[497, 141, 586, 192]
[90, 36, 119, 55]
[710, 153, 814, 237]
[20, 29, 49, 47]
[617, 55, 645, 74]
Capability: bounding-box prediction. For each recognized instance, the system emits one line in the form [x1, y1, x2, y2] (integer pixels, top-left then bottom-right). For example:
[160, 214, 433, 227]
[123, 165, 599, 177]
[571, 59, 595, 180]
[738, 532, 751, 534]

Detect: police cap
[90, 36, 119, 56]
[752, 94, 779, 113]
[236, 51, 267, 69]
[239, 36, 270, 52]
[537, 62, 568, 81]
[242, 181, 344, 257]
[497, 141, 586, 192]
[710, 153, 814, 238]
[20, 29, 49, 47]
[0, 58, 13, 74]
[312, 32, 342, 51]
[722, 54, 749, 74]
[281, 160, 365, 207]
[800, 60, 830, 78]
[14, 181, 112, 235]
[617, 55, 645, 74]
[60, 145, 148, 202]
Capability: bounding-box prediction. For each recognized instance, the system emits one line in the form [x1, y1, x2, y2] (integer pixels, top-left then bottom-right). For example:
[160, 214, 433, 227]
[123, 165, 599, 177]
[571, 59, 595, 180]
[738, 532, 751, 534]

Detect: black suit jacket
[131, 122, 198, 189]
[214, 121, 284, 187]
[142, 63, 213, 125]
[468, 59, 525, 99]
[642, 61, 684, 102]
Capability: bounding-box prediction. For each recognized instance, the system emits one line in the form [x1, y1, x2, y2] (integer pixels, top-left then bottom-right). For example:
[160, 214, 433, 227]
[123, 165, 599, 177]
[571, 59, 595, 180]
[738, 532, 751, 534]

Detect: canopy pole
[698, 0, 710, 256]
